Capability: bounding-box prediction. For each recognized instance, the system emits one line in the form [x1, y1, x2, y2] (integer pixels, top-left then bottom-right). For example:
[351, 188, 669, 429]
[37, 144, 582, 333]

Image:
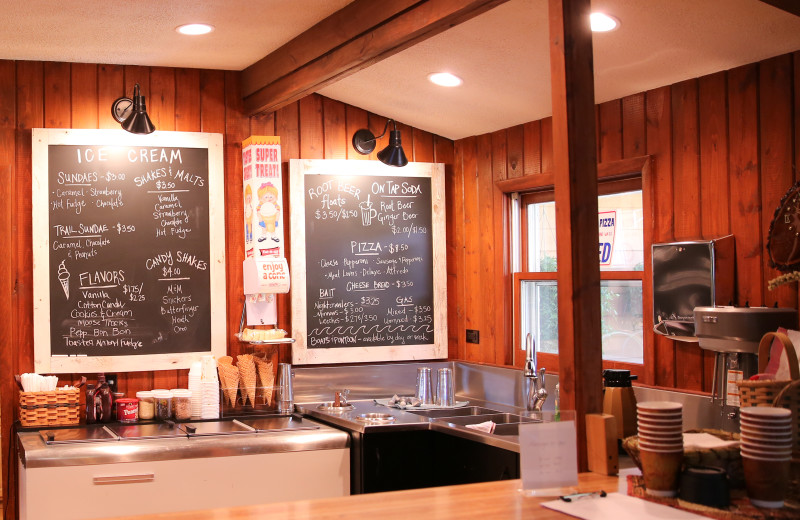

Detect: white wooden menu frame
[32, 128, 227, 373]
[290, 159, 447, 365]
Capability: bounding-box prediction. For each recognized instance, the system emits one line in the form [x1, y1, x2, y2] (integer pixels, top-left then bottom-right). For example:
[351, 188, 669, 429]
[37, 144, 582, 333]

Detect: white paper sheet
[519, 420, 579, 492]
[542, 492, 708, 519]
[683, 432, 739, 449]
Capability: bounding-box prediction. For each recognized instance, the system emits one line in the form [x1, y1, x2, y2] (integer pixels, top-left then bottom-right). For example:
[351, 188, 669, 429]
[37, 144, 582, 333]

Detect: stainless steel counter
[17, 415, 349, 468]
[297, 397, 538, 453]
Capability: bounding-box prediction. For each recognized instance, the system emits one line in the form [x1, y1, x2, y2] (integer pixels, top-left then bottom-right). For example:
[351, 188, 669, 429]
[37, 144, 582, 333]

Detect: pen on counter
[559, 490, 607, 502]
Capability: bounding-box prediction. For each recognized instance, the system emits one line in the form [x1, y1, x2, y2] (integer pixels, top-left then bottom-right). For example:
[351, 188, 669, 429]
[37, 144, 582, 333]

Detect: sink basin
[434, 413, 535, 427]
[404, 406, 500, 418]
[491, 422, 540, 436]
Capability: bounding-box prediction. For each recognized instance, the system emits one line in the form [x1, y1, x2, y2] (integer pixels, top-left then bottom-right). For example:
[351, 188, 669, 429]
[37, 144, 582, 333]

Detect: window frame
[498, 156, 654, 384]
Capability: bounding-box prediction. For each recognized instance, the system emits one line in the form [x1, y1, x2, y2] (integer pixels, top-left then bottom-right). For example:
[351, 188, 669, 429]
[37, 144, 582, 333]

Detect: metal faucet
[524, 333, 548, 411]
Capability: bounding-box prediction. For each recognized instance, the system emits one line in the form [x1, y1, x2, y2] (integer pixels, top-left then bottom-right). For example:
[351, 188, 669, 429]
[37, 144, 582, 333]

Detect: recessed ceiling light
[176, 23, 215, 36]
[428, 72, 463, 87]
[590, 13, 619, 32]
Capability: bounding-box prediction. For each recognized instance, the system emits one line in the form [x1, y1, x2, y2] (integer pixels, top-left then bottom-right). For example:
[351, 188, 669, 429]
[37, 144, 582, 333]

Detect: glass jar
[111, 392, 125, 418]
[170, 389, 192, 420]
[136, 391, 155, 420]
[153, 390, 173, 421]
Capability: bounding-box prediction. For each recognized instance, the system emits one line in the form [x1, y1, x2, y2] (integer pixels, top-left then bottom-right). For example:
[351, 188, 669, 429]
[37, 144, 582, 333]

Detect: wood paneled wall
[450, 51, 800, 391]
[0, 61, 453, 516]
[2, 48, 798, 513]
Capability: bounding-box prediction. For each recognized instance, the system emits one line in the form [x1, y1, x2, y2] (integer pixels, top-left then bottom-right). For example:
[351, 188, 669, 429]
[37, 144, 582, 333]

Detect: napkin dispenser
[242, 256, 290, 325]
[652, 235, 735, 340]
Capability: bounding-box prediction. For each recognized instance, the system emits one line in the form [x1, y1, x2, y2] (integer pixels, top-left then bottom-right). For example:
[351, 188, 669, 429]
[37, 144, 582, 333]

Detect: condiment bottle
[95, 374, 114, 423]
[85, 384, 97, 424]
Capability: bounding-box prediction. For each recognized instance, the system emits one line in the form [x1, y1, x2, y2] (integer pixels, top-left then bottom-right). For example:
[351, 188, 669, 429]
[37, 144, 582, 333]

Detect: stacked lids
[637, 401, 683, 453]
[739, 407, 792, 461]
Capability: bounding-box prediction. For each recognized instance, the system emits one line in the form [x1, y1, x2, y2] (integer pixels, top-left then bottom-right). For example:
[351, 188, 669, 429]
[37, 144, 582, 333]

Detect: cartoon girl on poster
[257, 182, 280, 242]
[244, 184, 254, 244]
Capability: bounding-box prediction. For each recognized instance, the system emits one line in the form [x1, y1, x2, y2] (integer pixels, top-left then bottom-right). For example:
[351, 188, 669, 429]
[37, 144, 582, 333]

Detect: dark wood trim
[242, 0, 510, 116]
[548, 0, 602, 471]
[495, 155, 650, 193]
[758, 0, 800, 17]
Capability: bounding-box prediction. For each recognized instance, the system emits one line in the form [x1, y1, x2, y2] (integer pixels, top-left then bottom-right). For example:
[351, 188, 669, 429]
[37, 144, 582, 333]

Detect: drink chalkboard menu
[32, 129, 226, 373]
[290, 159, 447, 365]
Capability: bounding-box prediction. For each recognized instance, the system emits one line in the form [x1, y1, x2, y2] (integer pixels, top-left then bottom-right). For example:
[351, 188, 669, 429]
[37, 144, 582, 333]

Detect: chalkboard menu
[290, 159, 447, 365]
[32, 129, 226, 373]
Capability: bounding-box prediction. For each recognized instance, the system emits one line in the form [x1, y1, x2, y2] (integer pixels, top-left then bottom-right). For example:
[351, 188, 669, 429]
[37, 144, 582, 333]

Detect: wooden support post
[547, 0, 603, 471]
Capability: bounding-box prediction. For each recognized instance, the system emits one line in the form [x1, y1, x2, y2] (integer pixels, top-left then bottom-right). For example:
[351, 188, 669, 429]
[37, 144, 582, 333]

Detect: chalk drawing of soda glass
[360, 195, 378, 226]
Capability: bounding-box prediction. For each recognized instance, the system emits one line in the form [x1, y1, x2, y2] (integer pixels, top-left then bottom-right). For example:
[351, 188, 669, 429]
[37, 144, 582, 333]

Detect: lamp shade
[377, 130, 408, 167]
[113, 84, 156, 134]
[351, 119, 408, 167]
[122, 110, 156, 135]
[122, 89, 156, 134]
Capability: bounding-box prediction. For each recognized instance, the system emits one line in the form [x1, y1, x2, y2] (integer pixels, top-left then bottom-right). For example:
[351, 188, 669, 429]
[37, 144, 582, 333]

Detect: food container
[115, 398, 139, 423]
[136, 391, 155, 420]
[153, 390, 173, 421]
[111, 392, 125, 418]
[170, 389, 192, 420]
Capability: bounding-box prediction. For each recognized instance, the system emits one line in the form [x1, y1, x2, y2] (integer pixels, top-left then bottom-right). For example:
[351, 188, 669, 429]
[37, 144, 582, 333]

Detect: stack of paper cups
[188, 361, 202, 419]
[739, 407, 793, 508]
[199, 356, 219, 419]
[637, 401, 683, 497]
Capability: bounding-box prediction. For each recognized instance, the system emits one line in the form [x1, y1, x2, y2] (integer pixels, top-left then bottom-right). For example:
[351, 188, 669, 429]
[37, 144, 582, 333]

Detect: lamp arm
[363, 119, 397, 144]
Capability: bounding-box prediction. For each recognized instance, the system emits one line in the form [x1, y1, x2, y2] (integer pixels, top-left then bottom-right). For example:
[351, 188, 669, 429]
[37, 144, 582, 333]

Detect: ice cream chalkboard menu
[290, 159, 447, 365]
[32, 129, 227, 373]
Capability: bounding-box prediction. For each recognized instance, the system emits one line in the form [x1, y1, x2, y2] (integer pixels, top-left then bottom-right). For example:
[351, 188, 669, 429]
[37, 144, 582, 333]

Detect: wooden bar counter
[107, 473, 619, 520]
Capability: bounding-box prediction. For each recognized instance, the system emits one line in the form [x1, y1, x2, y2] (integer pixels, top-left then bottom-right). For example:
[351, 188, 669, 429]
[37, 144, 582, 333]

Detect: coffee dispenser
[694, 306, 797, 431]
[602, 369, 638, 440]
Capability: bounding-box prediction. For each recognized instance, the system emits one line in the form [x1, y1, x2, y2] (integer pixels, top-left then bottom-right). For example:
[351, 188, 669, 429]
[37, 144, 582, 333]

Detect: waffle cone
[237, 354, 257, 406]
[217, 363, 240, 406]
[255, 357, 275, 405]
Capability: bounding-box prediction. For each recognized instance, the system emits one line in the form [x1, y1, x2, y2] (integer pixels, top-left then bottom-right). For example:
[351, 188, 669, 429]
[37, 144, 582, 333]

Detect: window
[516, 188, 644, 366]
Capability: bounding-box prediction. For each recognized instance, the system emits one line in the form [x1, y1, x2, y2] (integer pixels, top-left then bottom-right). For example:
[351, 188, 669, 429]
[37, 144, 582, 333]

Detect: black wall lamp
[352, 119, 408, 167]
[111, 83, 156, 134]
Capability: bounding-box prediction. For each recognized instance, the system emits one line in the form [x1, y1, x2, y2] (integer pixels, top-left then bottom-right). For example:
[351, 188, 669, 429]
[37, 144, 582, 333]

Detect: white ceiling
[2, 0, 800, 140]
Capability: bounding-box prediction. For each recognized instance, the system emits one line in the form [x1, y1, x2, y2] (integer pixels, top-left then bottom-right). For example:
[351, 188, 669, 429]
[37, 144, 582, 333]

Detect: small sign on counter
[519, 417, 578, 495]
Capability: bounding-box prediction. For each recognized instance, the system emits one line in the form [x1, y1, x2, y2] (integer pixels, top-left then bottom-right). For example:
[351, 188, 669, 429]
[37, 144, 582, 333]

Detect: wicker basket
[19, 387, 80, 427]
[737, 331, 800, 455]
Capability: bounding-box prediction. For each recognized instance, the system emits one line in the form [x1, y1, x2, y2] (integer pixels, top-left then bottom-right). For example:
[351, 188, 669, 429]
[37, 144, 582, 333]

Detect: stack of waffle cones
[216, 357, 239, 407]
[255, 356, 275, 405]
[237, 354, 257, 407]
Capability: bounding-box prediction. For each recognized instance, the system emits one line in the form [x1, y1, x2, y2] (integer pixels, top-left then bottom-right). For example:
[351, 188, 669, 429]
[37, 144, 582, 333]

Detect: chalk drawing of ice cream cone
[58, 259, 70, 300]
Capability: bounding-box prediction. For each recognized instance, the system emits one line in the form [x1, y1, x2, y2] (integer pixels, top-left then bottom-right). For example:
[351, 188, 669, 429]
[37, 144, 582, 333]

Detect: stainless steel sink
[404, 406, 500, 418]
[491, 422, 537, 436]
[433, 413, 535, 427]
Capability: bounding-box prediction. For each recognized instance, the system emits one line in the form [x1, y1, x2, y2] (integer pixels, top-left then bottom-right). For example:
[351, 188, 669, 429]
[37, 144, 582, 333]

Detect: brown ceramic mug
[639, 447, 684, 497]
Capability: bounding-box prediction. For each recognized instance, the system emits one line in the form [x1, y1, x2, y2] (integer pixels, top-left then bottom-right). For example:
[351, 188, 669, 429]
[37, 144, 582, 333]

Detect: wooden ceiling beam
[242, 0, 510, 117]
[758, 0, 800, 17]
